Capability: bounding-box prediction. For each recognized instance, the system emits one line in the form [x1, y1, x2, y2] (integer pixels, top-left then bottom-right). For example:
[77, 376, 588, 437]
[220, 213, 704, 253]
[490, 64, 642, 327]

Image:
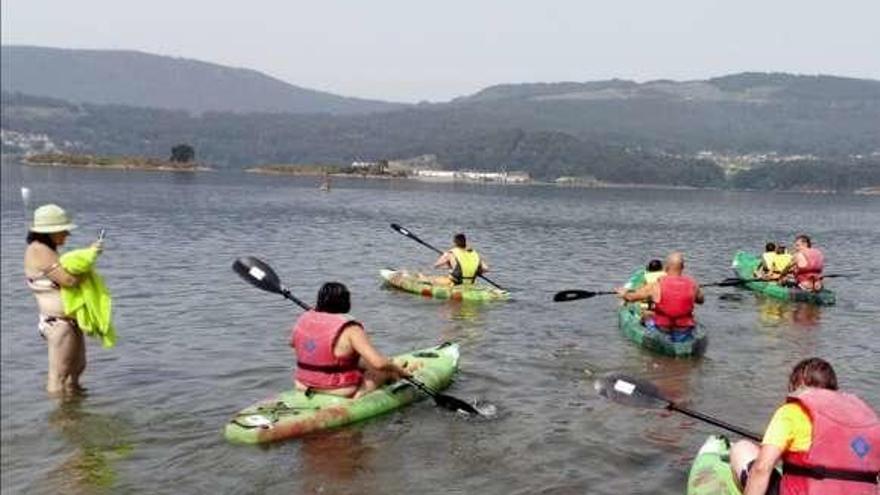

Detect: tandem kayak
[380, 269, 509, 302]
[687, 435, 782, 495]
[731, 251, 836, 305]
[618, 268, 707, 357]
[225, 342, 460, 444]
[618, 303, 708, 358]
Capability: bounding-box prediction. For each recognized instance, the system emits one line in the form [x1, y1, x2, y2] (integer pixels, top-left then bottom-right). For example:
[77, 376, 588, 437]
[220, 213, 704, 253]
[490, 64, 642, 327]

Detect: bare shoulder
[24, 242, 58, 269]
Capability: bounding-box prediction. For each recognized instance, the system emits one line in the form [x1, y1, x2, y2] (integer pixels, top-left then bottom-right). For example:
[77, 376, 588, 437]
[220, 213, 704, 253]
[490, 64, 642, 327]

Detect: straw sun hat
[30, 204, 78, 233]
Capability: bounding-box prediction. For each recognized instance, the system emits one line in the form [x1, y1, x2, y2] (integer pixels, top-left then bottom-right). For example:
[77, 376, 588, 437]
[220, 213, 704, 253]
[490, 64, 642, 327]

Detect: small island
[24, 152, 211, 172]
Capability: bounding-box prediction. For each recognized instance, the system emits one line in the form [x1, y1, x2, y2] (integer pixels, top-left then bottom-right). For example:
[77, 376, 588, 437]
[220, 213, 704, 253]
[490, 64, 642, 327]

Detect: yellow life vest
[450, 247, 481, 285]
[644, 270, 666, 285]
[771, 253, 793, 273]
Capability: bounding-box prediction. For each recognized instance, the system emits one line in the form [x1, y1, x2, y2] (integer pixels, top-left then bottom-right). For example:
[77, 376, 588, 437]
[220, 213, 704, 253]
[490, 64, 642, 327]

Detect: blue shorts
[644, 319, 694, 343]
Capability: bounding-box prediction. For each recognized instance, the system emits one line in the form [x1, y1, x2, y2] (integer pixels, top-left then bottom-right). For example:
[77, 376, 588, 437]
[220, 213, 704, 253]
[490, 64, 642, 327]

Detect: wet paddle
[390, 223, 507, 292]
[595, 372, 761, 441]
[232, 256, 483, 416]
[553, 278, 750, 303]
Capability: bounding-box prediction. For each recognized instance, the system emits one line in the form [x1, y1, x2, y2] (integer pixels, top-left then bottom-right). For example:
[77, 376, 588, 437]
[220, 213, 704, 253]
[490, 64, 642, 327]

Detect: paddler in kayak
[615, 252, 704, 342]
[424, 233, 489, 286]
[780, 234, 825, 292]
[729, 357, 880, 495]
[755, 242, 778, 280]
[290, 282, 412, 398]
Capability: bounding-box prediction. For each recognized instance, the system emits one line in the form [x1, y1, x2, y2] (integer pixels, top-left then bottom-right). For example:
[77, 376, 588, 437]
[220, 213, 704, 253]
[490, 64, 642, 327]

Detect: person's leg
[729, 440, 760, 490]
[44, 320, 79, 395]
[67, 326, 87, 393]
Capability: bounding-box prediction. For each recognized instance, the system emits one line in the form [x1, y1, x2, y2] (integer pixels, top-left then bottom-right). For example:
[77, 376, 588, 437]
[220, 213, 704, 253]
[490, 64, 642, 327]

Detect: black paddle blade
[553, 290, 611, 302]
[233, 256, 284, 295]
[433, 392, 482, 415]
[390, 223, 412, 238]
[594, 373, 668, 410]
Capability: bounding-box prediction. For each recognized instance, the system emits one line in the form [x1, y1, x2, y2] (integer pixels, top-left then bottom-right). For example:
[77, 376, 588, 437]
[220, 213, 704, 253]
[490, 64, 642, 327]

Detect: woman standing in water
[23, 204, 102, 395]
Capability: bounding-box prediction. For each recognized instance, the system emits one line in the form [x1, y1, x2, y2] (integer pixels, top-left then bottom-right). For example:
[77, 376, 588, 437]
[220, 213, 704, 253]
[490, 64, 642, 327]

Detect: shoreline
[24, 159, 211, 173]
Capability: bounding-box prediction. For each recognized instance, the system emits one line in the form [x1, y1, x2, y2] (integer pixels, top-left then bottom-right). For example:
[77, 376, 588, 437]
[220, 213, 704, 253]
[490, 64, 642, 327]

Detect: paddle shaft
[391, 224, 506, 291]
[667, 403, 761, 441]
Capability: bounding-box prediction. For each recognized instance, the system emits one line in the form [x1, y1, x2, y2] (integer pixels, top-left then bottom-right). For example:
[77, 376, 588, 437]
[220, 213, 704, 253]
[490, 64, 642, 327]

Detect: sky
[3, 0, 879, 103]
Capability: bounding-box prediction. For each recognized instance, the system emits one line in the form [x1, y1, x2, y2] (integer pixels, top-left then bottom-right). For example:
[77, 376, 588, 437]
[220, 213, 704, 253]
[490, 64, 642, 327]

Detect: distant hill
[0, 45, 404, 115]
[3, 67, 880, 191]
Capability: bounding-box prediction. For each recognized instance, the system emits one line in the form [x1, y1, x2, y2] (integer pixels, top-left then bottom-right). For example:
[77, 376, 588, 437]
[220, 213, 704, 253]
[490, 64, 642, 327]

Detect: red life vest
[782, 388, 880, 495]
[652, 275, 697, 330]
[795, 248, 824, 286]
[290, 310, 363, 389]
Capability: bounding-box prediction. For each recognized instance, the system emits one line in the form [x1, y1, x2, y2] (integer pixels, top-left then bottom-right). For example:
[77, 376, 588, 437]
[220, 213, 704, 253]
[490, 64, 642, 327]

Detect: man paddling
[615, 252, 704, 342]
[430, 233, 489, 286]
[782, 234, 825, 292]
[730, 358, 879, 495]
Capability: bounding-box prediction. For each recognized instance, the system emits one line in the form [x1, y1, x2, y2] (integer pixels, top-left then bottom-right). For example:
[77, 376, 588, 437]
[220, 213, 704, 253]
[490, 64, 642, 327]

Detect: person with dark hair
[290, 282, 411, 398]
[24, 204, 103, 395]
[644, 258, 666, 285]
[431, 233, 489, 286]
[730, 358, 879, 495]
[782, 234, 825, 291]
[756, 242, 778, 280]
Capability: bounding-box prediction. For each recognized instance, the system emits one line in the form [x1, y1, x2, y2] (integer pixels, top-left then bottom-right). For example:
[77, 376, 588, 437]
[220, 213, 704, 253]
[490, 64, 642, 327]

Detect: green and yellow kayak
[687, 435, 782, 494]
[224, 342, 460, 444]
[380, 269, 509, 302]
[731, 251, 836, 305]
[618, 269, 707, 357]
[686, 435, 742, 495]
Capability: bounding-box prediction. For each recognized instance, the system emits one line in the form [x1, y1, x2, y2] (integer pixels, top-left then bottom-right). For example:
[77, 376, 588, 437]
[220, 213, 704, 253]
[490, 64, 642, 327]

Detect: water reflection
[35, 396, 133, 493]
[756, 298, 822, 328]
[297, 429, 375, 493]
[437, 301, 488, 346]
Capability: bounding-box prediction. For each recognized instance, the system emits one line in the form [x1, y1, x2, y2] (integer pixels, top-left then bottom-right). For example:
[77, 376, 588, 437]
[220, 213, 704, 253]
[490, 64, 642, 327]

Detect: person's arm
[433, 251, 451, 269]
[694, 287, 705, 305]
[743, 444, 783, 495]
[479, 259, 489, 273]
[28, 244, 79, 287]
[780, 253, 802, 276]
[344, 324, 410, 379]
[616, 283, 653, 302]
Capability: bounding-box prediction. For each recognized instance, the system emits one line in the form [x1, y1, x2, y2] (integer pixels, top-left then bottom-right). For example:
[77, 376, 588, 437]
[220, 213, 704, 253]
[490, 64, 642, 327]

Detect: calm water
[2, 162, 878, 495]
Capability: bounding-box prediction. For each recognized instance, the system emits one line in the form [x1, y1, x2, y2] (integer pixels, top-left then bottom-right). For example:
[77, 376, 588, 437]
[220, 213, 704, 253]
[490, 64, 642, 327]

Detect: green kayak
[687, 435, 782, 494]
[225, 342, 460, 444]
[731, 251, 836, 305]
[687, 435, 742, 495]
[380, 269, 509, 302]
[618, 269, 707, 357]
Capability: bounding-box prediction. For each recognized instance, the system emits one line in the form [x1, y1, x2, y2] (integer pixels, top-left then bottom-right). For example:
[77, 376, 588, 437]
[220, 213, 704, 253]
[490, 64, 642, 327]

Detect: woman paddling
[24, 204, 103, 395]
[290, 282, 412, 398]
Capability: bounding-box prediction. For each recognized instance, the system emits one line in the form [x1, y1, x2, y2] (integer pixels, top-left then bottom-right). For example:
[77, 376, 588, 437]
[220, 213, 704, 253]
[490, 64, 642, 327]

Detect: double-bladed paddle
[553, 274, 854, 303]
[595, 372, 761, 441]
[390, 223, 507, 292]
[232, 256, 483, 416]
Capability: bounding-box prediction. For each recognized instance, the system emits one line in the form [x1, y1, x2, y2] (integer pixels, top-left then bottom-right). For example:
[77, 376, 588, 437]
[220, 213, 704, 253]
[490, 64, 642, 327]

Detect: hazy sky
[3, 0, 879, 102]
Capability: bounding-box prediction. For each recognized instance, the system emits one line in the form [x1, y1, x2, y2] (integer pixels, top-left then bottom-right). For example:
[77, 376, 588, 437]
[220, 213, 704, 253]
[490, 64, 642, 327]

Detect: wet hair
[775, 244, 786, 254]
[646, 259, 663, 272]
[765, 242, 777, 252]
[453, 233, 467, 249]
[26, 231, 57, 251]
[789, 357, 837, 392]
[315, 282, 351, 314]
[795, 234, 812, 248]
